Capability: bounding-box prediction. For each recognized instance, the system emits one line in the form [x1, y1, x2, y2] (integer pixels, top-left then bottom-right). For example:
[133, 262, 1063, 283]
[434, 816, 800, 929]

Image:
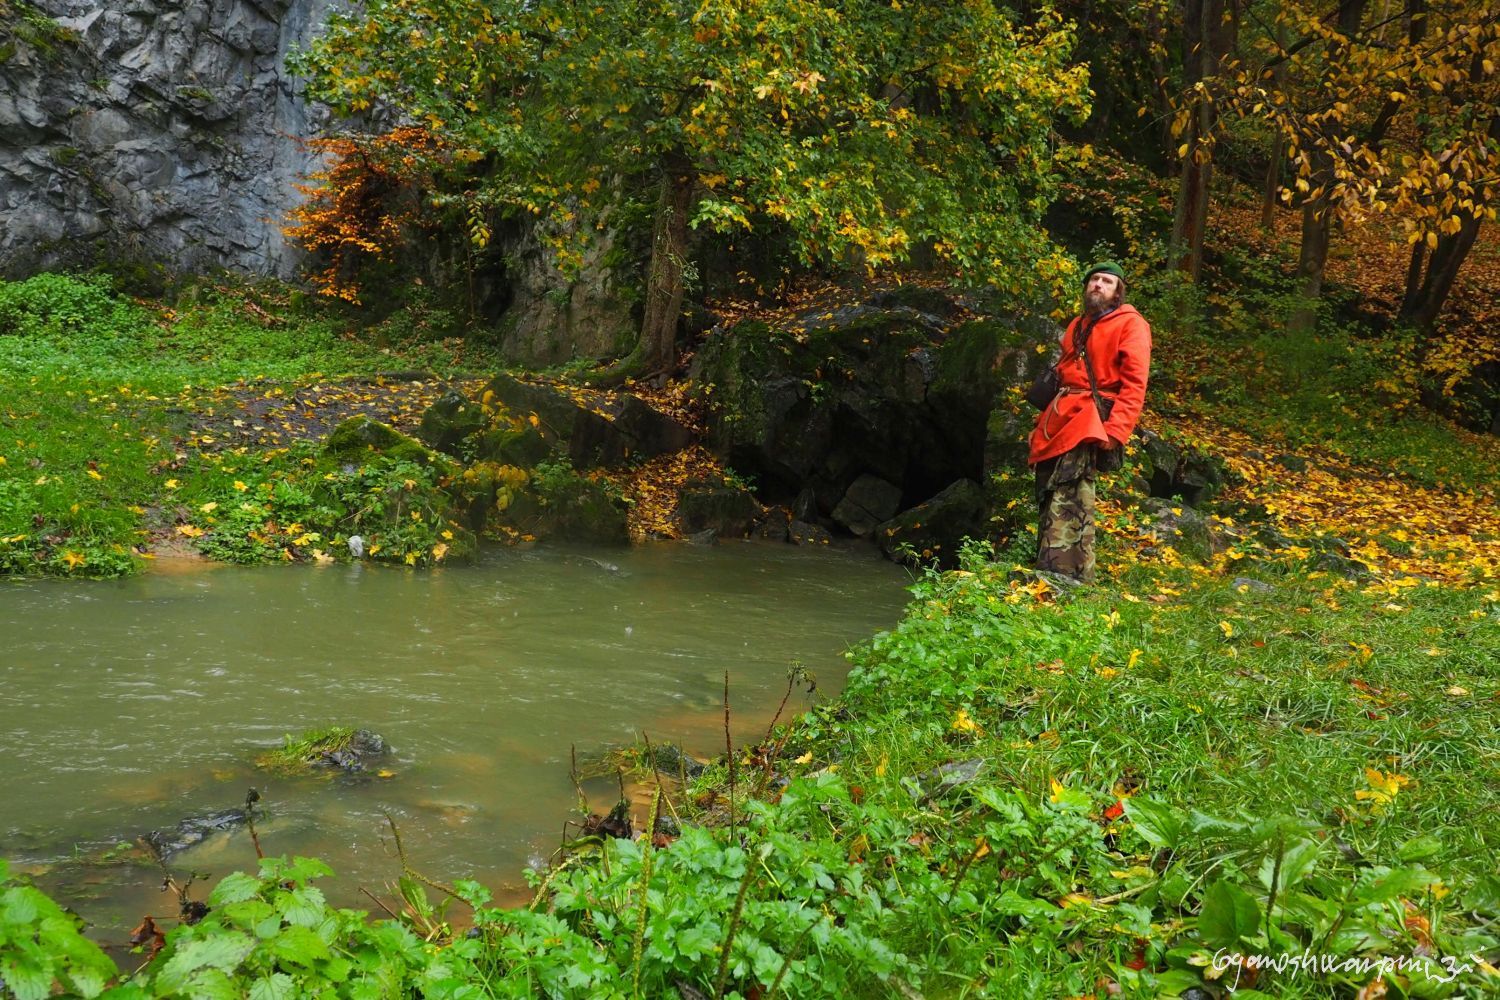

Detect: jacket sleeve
[1103, 316, 1151, 443]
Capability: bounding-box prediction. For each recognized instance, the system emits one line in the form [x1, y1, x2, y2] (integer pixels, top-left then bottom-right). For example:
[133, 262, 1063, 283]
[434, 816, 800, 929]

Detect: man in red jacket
[1028, 261, 1151, 582]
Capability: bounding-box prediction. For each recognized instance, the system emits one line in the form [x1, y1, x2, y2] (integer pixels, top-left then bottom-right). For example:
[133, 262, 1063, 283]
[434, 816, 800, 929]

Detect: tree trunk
[636, 158, 696, 375]
[1259, 135, 1283, 231]
[1260, 22, 1288, 231]
[1287, 195, 1331, 335]
[1171, 114, 1213, 280]
[1169, 0, 1234, 280]
[1399, 213, 1486, 332]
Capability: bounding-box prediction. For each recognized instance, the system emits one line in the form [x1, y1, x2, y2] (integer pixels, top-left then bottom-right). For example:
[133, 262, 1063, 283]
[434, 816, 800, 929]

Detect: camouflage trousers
[1034, 446, 1097, 583]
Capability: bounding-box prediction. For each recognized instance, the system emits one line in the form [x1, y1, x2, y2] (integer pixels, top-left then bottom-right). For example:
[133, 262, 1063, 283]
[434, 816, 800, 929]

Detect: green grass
[0, 273, 489, 576]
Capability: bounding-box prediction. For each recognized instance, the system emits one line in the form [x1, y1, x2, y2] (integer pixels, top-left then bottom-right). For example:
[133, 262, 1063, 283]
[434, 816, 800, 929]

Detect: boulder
[676, 480, 762, 539]
[417, 389, 488, 455]
[874, 479, 987, 564]
[788, 520, 832, 546]
[831, 474, 903, 537]
[480, 374, 693, 469]
[255, 727, 391, 777]
[691, 291, 1055, 561]
[323, 416, 451, 470]
[645, 742, 708, 779]
[1139, 499, 1232, 561]
[1138, 430, 1227, 506]
[530, 472, 629, 544]
[141, 808, 248, 859]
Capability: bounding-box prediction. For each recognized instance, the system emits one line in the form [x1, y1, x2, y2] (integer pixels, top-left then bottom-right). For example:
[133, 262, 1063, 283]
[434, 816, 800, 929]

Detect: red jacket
[1028, 304, 1151, 465]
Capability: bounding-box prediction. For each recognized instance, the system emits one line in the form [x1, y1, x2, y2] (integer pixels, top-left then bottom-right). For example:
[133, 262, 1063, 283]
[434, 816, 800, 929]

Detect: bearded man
[1028, 261, 1151, 582]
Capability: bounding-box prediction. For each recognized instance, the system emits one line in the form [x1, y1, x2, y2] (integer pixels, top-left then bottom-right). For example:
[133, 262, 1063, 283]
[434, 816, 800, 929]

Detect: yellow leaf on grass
[86, 469, 103, 480]
[951, 708, 981, 734]
[1218, 620, 1235, 639]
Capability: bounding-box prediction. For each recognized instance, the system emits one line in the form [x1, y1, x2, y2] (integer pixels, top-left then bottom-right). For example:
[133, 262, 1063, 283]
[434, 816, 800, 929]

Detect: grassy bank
[0, 273, 492, 574]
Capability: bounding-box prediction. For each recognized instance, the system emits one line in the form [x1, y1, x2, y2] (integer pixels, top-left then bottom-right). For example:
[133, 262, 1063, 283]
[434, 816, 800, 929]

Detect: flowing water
[0, 540, 909, 939]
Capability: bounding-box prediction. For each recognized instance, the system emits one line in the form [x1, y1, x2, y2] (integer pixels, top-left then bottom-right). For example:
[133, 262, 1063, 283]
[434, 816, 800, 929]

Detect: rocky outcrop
[0, 0, 335, 278]
[491, 219, 638, 366]
[692, 287, 1054, 563]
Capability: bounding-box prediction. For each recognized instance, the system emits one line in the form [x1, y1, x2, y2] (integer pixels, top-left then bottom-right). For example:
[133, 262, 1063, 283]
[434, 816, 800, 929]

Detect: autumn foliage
[282, 127, 448, 304]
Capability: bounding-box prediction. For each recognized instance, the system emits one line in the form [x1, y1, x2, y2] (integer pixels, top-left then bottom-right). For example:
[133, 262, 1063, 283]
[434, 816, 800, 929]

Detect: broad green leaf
[1356, 865, 1439, 904]
[276, 885, 327, 927]
[248, 973, 297, 1000]
[1197, 880, 1261, 949]
[1397, 834, 1443, 862]
[0, 956, 54, 1000]
[267, 924, 331, 966]
[207, 871, 262, 907]
[155, 933, 255, 994]
[1125, 797, 1184, 850]
[1151, 969, 1208, 995]
[1258, 838, 1322, 891]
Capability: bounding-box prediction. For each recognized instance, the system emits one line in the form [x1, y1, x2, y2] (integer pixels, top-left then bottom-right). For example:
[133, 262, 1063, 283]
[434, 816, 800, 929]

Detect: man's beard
[1085, 287, 1124, 317]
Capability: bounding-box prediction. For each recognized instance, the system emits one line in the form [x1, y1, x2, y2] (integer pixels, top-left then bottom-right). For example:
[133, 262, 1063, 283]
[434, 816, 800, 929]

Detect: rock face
[692, 287, 1054, 562]
[0, 0, 335, 278]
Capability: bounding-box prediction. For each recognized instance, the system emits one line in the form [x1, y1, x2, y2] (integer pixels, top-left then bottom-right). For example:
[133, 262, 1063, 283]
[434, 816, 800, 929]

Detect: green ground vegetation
[3, 252, 1499, 996]
[0, 273, 488, 575]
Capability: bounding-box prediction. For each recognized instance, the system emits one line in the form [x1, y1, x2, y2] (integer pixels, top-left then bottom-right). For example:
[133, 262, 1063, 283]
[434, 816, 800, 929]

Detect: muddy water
[0, 541, 908, 938]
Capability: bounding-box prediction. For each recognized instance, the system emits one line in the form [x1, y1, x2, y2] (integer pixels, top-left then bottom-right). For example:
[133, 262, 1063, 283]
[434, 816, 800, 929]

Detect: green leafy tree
[293, 0, 1091, 375]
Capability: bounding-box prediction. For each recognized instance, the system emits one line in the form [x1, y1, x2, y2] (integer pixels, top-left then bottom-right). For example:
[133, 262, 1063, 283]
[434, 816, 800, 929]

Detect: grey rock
[1140, 498, 1235, 560]
[831, 474, 902, 537]
[874, 479, 987, 566]
[676, 480, 761, 539]
[645, 742, 707, 779]
[314, 729, 389, 773]
[142, 808, 248, 858]
[1231, 576, 1276, 594]
[904, 758, 987, 804]
[1, 0, 340, 278]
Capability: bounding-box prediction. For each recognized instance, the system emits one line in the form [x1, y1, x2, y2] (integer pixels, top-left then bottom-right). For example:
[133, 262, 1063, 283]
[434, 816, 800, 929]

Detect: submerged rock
[141, 808, 248, 859]
[645, 742, 708, 779]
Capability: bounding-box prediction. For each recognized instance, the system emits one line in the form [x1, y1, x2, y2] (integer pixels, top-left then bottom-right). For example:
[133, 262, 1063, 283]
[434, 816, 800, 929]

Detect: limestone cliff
[0, 0, 332, 277]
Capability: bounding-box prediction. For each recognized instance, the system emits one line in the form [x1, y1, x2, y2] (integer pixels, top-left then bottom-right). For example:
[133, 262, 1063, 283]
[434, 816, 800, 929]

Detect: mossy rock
[324, 415, 453, 471]
[529, 471, 629, 544]
[418, 389, 489, 455]
[476, 424, 552, 467]
[874, 479, 987, 566]
[255, 726, 391, 777]
[676, 479, 762, 538]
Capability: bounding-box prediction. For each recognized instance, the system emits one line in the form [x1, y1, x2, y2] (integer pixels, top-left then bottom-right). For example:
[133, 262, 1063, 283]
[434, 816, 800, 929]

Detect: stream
[0, 540, 910, 939]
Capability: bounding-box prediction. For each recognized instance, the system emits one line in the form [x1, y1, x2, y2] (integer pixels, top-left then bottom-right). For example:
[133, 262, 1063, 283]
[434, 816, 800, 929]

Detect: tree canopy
[293, 0, 1092, 371]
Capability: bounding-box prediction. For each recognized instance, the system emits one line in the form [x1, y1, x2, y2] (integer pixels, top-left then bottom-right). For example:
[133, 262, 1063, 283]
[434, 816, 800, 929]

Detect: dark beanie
[1083, 260, 1126, 284]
